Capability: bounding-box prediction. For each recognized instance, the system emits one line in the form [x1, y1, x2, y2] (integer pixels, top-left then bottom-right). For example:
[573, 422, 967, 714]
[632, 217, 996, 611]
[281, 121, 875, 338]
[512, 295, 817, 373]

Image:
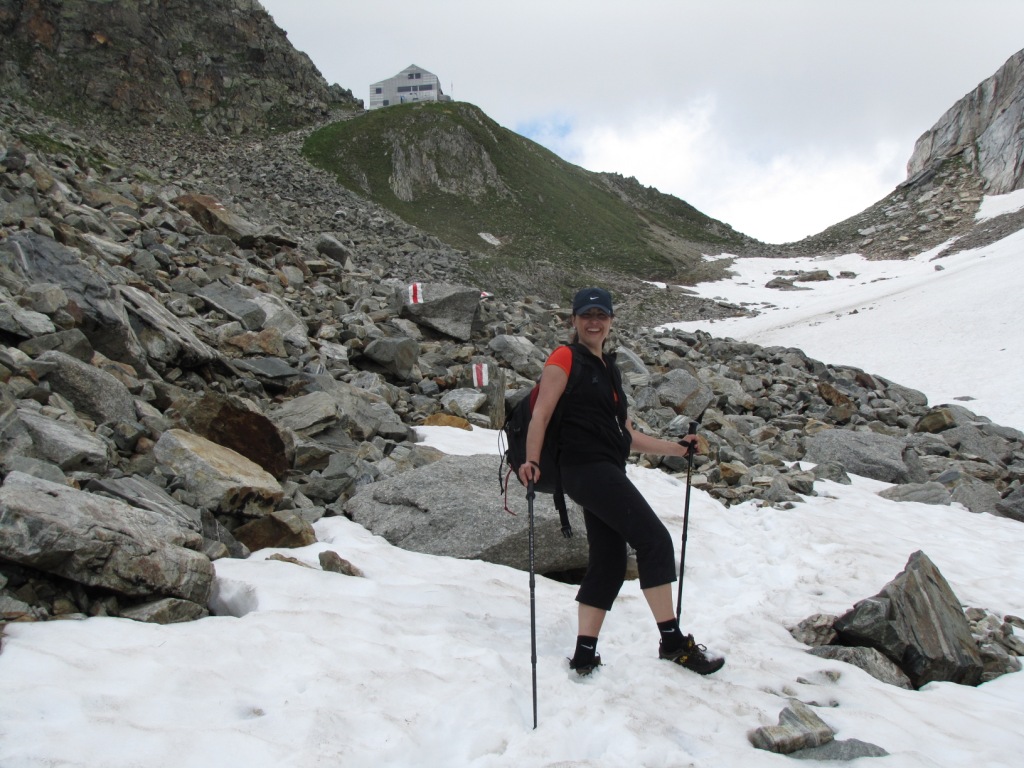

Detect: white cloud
[521, 102, 906, 243]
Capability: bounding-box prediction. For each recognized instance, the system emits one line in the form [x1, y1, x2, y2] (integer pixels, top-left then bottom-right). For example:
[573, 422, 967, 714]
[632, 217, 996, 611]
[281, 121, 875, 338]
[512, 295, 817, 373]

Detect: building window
[408, 73, 415, 79]
[374, 87, 382, 94]
[415, 72, 421, 79]
[419, 83, 433, 91]
[382, 99, 389, 106]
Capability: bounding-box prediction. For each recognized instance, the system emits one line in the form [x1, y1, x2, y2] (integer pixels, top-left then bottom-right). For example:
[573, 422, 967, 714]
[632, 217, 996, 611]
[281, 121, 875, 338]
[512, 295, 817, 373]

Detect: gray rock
[809, 461, 852, 485]
[345, 454, 588, 573]
[440, 388, 487, 418]
[118, 285, 220, 368]
[401, 282, 481, 341]
[0, 232, 156, 377]
[0, 472, 212, 603]
[790, 738, 889, 761]
[363, 336, 419, 380]
[834, 550, 984, 688]
[940, 424, 1014, 463]
[949, 475, 1003, 516]
[908, 49, 1024, 195]
[119, 597, 209, 624]
[789, 613, 838, 646]
[748, 699, 835, 754]
[803, 430, 912, 484]
[807, 646, 914, 689]
[271, 390, 343, 435]
[487, 334, 545, 378]
[655, 368, 715, 420]
[197, 280, 267, 330]
[85, 475, 203, 537]
[878, 481, 951, 506]
[994, 486, 1024, 522]
[152, 429, 284, 517]
[303, 376, 410, 441]
[13, 409, 111, 472]
[31, 349, 136, 425]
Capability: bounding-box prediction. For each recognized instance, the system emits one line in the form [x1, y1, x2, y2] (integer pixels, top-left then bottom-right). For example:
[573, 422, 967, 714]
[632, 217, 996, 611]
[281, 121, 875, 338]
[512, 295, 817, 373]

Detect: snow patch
[976, 188, 1024, 221]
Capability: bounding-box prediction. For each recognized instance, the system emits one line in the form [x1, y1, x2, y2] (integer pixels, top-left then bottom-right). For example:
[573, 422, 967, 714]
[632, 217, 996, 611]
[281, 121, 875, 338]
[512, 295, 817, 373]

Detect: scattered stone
[807, 646, 914, 689]
[790, 738, 890, 761]
[319, 550, 364, 577]
[749, 699, 835, 754]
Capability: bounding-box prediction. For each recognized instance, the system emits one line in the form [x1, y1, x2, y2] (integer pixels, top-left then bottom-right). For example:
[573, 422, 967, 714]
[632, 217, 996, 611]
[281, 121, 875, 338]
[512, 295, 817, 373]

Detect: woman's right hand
[518, 460, 541, 487]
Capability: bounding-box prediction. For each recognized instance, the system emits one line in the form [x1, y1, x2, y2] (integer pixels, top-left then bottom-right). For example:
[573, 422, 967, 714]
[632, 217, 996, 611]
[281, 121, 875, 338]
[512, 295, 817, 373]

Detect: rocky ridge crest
[0, 0, 359, 133]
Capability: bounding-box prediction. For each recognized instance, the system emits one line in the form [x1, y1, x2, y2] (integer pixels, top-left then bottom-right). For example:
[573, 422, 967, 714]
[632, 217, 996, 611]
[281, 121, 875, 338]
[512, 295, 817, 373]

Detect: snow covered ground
[660, 189, 1024, 433]
[1, 197, 1022, 767]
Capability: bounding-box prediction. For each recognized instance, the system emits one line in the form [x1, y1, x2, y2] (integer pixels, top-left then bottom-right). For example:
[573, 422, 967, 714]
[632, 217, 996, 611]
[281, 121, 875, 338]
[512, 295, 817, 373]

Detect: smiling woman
[517, 286, 723, 677]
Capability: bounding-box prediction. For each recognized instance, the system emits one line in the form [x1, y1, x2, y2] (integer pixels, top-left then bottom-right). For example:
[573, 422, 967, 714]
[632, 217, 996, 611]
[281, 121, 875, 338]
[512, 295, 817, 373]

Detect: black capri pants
[560, 461, 677, 611]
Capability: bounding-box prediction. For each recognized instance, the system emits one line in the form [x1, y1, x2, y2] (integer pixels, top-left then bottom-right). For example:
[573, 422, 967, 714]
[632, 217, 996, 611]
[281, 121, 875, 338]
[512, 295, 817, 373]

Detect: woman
[517, 287, 724, 676]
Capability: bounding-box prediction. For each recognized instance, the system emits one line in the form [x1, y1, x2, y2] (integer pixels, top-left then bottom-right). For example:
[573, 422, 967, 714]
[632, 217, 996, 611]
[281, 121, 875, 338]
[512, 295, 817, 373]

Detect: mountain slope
[798, 47, 1024, 260]
[909, 48, 1024, 196]
[302, 101, 763, 293]
[0, 0, 359, 132]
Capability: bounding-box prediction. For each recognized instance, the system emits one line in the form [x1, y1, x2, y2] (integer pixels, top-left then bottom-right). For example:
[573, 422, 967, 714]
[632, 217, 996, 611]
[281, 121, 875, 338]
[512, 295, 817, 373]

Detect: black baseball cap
[572, 287, 613, 315]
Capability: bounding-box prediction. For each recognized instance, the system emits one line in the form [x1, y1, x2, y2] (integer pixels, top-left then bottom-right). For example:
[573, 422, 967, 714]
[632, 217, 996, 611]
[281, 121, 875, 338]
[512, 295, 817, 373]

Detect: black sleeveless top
[549, 345, 631, 468]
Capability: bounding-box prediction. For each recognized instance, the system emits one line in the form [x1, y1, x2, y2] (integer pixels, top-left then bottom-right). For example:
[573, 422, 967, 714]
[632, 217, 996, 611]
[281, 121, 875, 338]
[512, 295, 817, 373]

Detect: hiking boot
[659, 634, 724, 675]
[569, 652, 602, 677]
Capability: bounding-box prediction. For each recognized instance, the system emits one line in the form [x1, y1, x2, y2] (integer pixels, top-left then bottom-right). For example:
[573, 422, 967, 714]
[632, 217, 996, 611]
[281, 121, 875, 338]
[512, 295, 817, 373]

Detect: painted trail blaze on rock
[472, 363, 488, 387]
[400, 282, 481, 341]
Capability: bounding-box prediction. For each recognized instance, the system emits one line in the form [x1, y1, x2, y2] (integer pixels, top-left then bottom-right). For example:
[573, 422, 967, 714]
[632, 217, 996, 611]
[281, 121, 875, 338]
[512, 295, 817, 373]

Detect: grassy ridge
[303, 101, 756, 288]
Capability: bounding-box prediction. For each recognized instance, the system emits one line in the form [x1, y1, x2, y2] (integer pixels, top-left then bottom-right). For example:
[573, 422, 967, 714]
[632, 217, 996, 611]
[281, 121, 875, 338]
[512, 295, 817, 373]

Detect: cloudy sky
[257, 0, 1024, 244]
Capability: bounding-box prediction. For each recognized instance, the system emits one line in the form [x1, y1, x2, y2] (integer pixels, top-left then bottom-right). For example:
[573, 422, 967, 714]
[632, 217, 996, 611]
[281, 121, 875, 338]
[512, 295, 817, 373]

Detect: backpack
[499, 344, 584, 538]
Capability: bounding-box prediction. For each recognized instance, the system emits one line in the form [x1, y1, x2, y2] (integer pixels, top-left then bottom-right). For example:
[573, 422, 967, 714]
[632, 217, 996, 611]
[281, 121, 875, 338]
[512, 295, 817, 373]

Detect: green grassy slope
[303, 101, 760, 290]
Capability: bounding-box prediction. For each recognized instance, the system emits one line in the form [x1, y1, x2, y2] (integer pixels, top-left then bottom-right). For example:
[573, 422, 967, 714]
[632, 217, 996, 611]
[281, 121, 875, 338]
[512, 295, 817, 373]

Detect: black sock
[658, 619, 685, 652]
[571, 635, 599, 666]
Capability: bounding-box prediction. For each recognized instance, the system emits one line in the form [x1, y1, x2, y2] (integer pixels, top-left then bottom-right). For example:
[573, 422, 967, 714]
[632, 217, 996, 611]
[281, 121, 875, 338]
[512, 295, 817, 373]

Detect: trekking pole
[526, 479, 538, 730]
[676, 421, 699, 620]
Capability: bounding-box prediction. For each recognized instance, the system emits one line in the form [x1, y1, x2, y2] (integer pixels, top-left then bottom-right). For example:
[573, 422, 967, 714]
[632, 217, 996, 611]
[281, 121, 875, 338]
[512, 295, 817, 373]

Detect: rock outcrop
[792, 552, 1024, 688]
[0, 0, 360, 133]
[791, 47, 1024, 261]
[908, 49, 1024, 196]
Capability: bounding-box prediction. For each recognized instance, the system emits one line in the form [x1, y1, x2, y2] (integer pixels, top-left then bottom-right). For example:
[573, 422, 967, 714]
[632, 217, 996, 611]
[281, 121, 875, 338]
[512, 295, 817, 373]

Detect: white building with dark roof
[369, 64, 449, 109]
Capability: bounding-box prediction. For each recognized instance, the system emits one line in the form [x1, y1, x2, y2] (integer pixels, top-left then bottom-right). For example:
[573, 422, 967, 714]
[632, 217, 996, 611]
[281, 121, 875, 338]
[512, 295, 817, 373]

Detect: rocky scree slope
[0, 97, 1022, 640]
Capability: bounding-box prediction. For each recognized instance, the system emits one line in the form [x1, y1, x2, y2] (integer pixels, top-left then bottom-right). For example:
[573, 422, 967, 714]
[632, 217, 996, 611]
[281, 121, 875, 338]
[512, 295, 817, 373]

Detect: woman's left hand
[678, 434, 700, 456]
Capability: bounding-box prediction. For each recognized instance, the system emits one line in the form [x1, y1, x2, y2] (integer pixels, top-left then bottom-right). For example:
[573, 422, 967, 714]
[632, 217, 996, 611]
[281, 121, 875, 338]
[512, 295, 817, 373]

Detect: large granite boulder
[802, 430, 913, 484]
[344, 453, 587, 573]
[0, 472, 213, 605]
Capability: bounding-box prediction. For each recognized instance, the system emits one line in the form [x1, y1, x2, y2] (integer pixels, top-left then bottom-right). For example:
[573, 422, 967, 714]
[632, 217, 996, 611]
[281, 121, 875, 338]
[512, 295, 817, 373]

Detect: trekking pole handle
[679, 420, 699, 457]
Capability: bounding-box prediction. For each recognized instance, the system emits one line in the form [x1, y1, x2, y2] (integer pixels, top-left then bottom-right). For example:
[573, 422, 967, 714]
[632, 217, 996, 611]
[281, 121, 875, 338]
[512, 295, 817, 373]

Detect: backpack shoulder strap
[564, 343, 587, 396]
[550, 343, 588, 540]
